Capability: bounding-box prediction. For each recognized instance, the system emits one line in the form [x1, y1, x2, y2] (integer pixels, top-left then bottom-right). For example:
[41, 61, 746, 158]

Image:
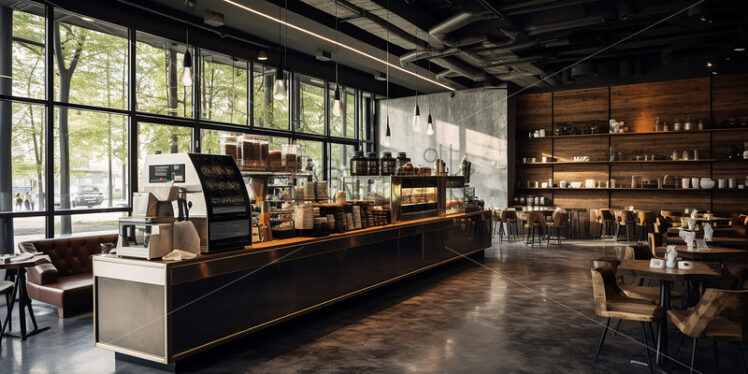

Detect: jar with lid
[281, 144, 300, 170]
[380, 152, 396, 175]
[350, 151, 366, 176]
[221, 135, 239, 164]
[366, 152, 380, 176]
[395, 152, 410, 175]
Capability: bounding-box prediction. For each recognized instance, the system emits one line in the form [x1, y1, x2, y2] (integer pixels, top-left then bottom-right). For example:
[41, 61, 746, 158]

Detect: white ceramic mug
[691, 177, 700, 189]
[718, 179, 727, 189]
[682, 178, 690, 189]
[729, 178, 737, 189]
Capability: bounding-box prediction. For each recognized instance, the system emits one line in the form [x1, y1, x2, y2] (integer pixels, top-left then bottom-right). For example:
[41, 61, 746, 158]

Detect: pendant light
[332, 1, 343, 117]
[383, 1, 391, 148]
[272, 1, 287, 100]
[425, 32, 434, 136]
[257, 50, 268, 61]
[412, 29, 421, 132]
[181, 4, 193, 87]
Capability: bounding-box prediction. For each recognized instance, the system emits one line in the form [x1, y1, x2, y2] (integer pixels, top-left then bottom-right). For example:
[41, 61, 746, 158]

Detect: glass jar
[281, 144, 300, 171]
[380, 152, 395, 175]
[221, 135, 239, 164]
[367, 152, 380, 176]
[395, 152, 410, 175]
[350, 151, 366, 176]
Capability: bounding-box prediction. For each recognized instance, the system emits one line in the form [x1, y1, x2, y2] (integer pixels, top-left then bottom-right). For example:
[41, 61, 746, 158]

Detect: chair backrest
[526, 211, 544, 226]
[623, 245, 653, 261]
[501, 209, 517, 221]
[679, 289, 748, 340]
[18, 234, 119, 277]
[638, 211, 656, 226]
[647, 232, 663, 259]
[552, 211, 569, 227]
[590, 264, 620, 315]
[600, 209, 614, 222]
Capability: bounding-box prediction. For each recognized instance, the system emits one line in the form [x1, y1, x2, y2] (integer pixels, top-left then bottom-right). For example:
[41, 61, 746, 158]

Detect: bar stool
[491, 209, 502, 236]
[615, 210, 637, 242]
[637, 211, 657, 243]
[499, 209, 519, 243]
[525, 211, 546, 248]
[599, 209, 615, 241]
[547, 210, 569, 247]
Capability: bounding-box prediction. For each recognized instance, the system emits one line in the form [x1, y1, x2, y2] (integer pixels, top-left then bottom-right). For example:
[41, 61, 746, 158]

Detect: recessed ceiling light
[712, 71, 718, 75]
[81, 16, 95, 22]
[735, 47, 746, 52]
[706, 61, 713, 68]
[220, 0, 454, 91]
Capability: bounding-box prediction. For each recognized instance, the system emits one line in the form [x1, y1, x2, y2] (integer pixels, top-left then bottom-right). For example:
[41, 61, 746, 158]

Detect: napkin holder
[678, 261, 694, 270]
[649, 258, 665, 269]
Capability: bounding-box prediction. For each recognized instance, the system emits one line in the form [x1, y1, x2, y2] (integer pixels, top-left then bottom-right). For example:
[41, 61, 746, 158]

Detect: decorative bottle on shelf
[698, 120, 704, 130]
[671, 149, 678, 161]
[682, 150, 689, 160]
[673, 119, 681, 131]
[654, 117, 662, 132]
[684, 119, 692, 131]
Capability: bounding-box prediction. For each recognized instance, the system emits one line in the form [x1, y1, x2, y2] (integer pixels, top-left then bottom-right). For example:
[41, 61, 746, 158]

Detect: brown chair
[615, 210, 637, 242]
[667, 289, 748, 373]
[524, 211, 546, 248]
[491, 209, 502, 237]
[500, 209, 519, 242]
[647, 232, 664, 260]
[591, 264, 662, 372]
[638, 211, 657, 243]
[599, 209, 615, 241]
[660, 210, 684, 229]
[20, 234, 118, 318]
[546, 210, 568, 247]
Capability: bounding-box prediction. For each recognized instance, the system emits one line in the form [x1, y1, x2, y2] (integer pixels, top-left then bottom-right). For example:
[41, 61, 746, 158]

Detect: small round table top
[0, 255, 48, 270]
[617, 259, 723, 282]
[656, 245, 747, 260]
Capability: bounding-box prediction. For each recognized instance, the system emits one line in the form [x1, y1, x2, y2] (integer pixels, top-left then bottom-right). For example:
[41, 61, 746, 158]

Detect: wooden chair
[0, 280, 14, 342]
[668, 289, 748, 373]
[546, 210, 568, 247]
[638, 211, 657, 243]
[591, 264, 662, 372]
[647, 232, 664, 260]
[599, 209, 615, 241]
[499, 209, 518, 243]
[524, 211, 546, 248]
[615, 210, 637, 242]
[491, 209, 502, 237]
[660, 210, 684, 229]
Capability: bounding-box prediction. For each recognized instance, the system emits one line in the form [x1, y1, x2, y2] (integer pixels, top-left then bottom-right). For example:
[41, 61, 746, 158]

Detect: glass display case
[343, 175, 447, 222]
[444, 176, 466, 215]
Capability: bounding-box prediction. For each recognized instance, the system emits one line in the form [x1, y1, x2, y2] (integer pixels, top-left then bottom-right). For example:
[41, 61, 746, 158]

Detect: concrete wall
[377, 88, 509, 208]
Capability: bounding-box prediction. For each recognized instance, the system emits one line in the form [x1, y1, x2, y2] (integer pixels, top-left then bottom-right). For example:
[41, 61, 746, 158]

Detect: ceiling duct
[571, 61, 597, 78]
[428, 10, 497, 48]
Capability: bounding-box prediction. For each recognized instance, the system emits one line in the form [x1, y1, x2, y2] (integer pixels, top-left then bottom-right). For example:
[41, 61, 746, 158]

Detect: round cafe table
[0, 255, 50, 340]
[655, 245, 747, 263]
[617, 260, 722, 370]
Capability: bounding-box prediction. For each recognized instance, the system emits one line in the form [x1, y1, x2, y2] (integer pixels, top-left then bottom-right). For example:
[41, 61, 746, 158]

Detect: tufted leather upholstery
[19, 234, 118, 318]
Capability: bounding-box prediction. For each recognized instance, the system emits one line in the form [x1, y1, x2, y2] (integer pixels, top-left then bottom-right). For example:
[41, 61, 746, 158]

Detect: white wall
[377, 88, 509, 208]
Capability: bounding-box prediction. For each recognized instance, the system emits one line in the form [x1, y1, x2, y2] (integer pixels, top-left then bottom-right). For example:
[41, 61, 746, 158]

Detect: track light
[332, 85, 342, 117]
[181, 49, 193, 87]
[273, 68, 286, 100]
[257, 50, 268, 60]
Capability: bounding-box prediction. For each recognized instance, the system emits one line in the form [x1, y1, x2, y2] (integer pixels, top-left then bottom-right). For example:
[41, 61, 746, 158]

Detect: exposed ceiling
[295, 0, 748, 91]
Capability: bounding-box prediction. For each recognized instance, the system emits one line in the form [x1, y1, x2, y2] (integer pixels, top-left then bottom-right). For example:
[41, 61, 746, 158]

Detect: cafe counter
[92, 210, 492, 368]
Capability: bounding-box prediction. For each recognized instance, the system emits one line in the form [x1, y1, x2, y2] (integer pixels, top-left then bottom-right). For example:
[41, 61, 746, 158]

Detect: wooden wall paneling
[516, 138, 552, 161]
[610, 163, 711, 188]
[553, 164, 609, 187]
[553, 136, 608, 162]
[711, 129, 748, 159]
[712, 191, 748, 215]
[553, 87, 609, 125]
[712, 73, 748, 124]
[516, 93, 552, 133]
[610, 78, 710, 133]
[711, 161, 748, 180]
[611, 132, 711, 161]
[517, 166, 553, 188]
[554, 190, 609, 209]
[610, 191, 711, 212]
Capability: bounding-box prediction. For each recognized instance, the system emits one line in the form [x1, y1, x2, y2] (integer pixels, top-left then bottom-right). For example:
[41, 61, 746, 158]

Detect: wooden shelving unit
[514, 74, 748, 213]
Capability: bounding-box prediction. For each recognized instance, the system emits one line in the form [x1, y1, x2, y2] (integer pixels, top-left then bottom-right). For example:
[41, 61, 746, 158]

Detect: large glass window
[54, 11, 129, 110]
[1, 101, 46, 212]
[296, 74, 325, 135]
[329, 84, 355, 138]
[252, 63, 288, 130]
[201, 51, 248, 125]
[136, 32, 193, 117]
[137, 122, 192, 169]
[359, 92, 372, 141]
[295, 139, 324, 182]
[54, 108, 128, 211]
[55, 212, 126, 236]
[10, 4, 45, 100]
[330, 143, 354, 195]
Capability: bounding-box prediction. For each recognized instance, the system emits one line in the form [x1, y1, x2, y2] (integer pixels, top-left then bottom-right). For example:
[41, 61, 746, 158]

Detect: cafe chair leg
[690, 338, 698, 374]
[613, 319, 622, 336]
[593, 318, 611, 364]
[641, 322, 653, 374]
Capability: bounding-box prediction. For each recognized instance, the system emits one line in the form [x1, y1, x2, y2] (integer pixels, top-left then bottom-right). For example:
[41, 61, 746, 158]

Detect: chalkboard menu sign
[188, 154, 252, 251]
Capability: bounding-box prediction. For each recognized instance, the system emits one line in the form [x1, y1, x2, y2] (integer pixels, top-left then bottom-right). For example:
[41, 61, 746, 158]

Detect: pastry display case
[444, 176, 467, 215]
[343, 175, 447, 222]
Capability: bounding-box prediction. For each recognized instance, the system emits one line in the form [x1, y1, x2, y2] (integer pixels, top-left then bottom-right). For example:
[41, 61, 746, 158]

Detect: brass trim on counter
[95, 342, 169, 364]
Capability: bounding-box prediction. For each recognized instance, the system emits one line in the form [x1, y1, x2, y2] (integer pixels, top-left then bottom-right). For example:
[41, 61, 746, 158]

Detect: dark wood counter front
[93, 211, 492, 366]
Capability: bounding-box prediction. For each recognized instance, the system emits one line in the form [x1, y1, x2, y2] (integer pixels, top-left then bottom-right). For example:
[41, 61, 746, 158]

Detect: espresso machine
[140, 153, 253, 253]
[116, 186, 184, 259]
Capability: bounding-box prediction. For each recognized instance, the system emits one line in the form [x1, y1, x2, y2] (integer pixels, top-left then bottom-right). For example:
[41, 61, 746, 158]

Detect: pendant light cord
[335, 0, 339, 87]
[385, 0, 389, 118]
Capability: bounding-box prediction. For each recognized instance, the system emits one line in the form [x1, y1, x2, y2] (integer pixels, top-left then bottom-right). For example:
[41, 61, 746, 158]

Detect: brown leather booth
[19, 234, 118, 318]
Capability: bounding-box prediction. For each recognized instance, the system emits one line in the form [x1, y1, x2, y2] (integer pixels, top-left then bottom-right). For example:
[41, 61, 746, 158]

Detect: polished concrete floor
[1, 238, 745, 373]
